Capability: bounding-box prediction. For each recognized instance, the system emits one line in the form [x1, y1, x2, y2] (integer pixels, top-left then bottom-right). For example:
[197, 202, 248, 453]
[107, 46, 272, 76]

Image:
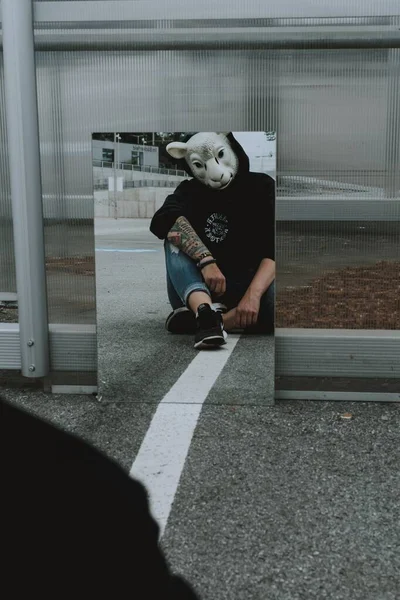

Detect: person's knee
[165, 241, 196, 274]
[165, 240, 180, 254]
[165, 240, 181, 265]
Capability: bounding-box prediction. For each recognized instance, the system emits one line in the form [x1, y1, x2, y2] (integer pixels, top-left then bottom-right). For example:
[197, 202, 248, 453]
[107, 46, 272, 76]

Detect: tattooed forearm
[167, 216, 213, 262]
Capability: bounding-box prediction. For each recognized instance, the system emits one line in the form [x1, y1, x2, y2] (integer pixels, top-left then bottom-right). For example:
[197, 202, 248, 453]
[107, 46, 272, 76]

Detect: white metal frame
[1, 0, 50, 378]
[0, 293, 17, 302]
[276, 391, 400, 402]
[0, 3, 400, 50]
[277, 198, 400, 221]
[1, 321, 399, 375]
[0, 0, 399, 398]
[31, 1, 400, 22]
[0, 323, 96, 372]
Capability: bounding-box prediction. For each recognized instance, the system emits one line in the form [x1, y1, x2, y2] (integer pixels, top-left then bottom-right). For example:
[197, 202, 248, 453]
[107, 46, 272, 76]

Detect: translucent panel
[277, 49, 395, 192]
[276, 221, 400, 330]
[36, 54, 96, 325]
[275, 48, 400, 331]
[34, 44, 399, 335]
[0, 54, 17, 306]
[34, 49, 280, 328]
[32, 0, 400, 19]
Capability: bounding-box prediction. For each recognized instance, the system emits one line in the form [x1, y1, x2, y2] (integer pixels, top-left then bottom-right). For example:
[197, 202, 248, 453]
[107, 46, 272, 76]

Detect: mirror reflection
[93, 131, 276, 404]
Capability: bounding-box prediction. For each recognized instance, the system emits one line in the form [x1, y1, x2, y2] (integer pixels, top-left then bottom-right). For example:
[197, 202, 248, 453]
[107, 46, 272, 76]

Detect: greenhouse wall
[0, 0, 399, 398]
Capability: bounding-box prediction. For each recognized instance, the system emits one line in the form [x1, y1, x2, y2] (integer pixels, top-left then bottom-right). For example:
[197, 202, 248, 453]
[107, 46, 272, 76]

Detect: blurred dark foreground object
[1, 398, 200, 599]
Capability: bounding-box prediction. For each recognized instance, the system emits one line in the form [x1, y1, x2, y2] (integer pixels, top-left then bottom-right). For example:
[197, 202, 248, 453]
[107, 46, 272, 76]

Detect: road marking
[95, 248, 158, 253]
[130, 334, 241, 537]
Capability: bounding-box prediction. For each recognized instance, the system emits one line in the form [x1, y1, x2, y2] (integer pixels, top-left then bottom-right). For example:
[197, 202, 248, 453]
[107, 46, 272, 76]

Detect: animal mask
[166, 132, 239, 190]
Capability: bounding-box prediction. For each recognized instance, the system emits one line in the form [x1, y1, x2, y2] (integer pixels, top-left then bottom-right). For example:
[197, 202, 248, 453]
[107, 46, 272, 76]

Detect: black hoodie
[150, 133, 275, 277]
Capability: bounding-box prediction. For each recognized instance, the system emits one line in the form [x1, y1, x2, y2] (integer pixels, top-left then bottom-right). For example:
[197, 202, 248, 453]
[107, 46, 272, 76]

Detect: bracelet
[196, 258, 217, 270]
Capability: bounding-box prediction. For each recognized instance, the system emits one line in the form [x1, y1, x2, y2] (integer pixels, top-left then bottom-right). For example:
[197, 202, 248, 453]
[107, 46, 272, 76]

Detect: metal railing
[94, 179, 180, 190]
[93, 160, 189, 178]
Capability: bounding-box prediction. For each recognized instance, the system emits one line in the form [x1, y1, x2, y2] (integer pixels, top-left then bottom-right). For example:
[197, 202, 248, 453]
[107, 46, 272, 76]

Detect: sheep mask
[166, 132, 239, 191]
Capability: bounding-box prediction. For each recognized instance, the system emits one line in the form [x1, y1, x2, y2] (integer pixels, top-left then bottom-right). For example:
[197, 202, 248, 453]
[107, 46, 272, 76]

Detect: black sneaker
[194, 304, 227, 349]
[165, 307, 196, 334]
[165, 303, 227, 335]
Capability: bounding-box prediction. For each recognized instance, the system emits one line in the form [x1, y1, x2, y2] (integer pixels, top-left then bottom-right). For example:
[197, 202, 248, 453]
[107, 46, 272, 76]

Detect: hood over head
[166, 132, 250, 190]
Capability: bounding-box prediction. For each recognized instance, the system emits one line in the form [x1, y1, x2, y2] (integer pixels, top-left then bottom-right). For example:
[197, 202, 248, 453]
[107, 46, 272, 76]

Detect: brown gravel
[2, 259, 399, 330]
[45, 256, 95, 276]
[0, 305, 18, 323]
[0, 257, 95, 324]
[277, 260, 400, 330]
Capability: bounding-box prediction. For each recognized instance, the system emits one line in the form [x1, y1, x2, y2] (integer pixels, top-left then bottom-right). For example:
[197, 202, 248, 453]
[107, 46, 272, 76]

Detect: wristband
[196, 258, 217, 270]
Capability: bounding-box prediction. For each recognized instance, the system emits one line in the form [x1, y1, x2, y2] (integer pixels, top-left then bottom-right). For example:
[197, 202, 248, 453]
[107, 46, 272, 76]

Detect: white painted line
[130, 334, 241, 537]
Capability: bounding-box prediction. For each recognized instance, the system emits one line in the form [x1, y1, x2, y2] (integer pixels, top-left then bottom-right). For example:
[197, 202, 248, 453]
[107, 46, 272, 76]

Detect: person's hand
[235, 292, 261, 328]
[201, 263, 226, 296]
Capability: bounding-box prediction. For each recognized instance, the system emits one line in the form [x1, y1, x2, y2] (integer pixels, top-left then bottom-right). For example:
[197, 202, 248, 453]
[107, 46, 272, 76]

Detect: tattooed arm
[167, 216, 213, 264]
[167, 216, 226, 295]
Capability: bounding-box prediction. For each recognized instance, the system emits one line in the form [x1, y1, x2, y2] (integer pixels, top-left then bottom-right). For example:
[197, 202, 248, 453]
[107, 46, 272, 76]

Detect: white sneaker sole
[193, 330, 228, 349]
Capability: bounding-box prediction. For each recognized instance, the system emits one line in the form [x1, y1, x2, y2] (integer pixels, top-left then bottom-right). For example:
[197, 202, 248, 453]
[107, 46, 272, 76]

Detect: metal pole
[2, 29, 399, 51]
[113, 132, 118, 219]
[384, 47, 400, 198]
[1, 0, 50, 378]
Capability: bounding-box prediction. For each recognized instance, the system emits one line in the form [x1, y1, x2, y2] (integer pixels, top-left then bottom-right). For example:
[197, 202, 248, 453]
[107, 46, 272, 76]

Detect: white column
[1, 0, 50, 377]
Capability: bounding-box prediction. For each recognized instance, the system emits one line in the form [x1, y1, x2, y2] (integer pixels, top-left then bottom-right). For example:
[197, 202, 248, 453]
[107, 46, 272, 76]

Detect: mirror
[93, 132, 276, 405]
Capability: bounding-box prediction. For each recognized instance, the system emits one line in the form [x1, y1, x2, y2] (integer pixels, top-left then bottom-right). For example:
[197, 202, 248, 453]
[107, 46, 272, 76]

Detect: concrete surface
[94, 187, 173, 218]
[94, 218, 274, 406]
[2, 389, 399, 600]
[93, 164, 187, 183]
[1, 218, 399, 600]
[162, 401, 400, 600]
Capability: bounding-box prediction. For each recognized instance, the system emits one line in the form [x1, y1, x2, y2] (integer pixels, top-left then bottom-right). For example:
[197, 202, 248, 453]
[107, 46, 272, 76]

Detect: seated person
[150, 132, 275, 349]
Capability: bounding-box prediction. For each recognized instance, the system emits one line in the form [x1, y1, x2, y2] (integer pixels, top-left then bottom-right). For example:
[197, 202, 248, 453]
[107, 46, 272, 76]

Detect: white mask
[166, 132, 239, 190]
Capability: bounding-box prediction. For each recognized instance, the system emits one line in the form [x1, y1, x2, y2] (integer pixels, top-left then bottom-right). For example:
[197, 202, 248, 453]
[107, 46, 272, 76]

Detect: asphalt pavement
[1, 218, 399, 600]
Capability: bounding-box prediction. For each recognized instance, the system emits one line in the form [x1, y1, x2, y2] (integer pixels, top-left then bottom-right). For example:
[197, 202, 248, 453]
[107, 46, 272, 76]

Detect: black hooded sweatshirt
[150, 133, 275, 278]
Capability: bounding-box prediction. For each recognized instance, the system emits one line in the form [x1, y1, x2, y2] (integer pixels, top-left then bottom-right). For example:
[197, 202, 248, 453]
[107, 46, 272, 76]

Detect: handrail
[30, 1, 400, 22]
[93, 161, 189, 178]
[0, 27, 399, 50]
